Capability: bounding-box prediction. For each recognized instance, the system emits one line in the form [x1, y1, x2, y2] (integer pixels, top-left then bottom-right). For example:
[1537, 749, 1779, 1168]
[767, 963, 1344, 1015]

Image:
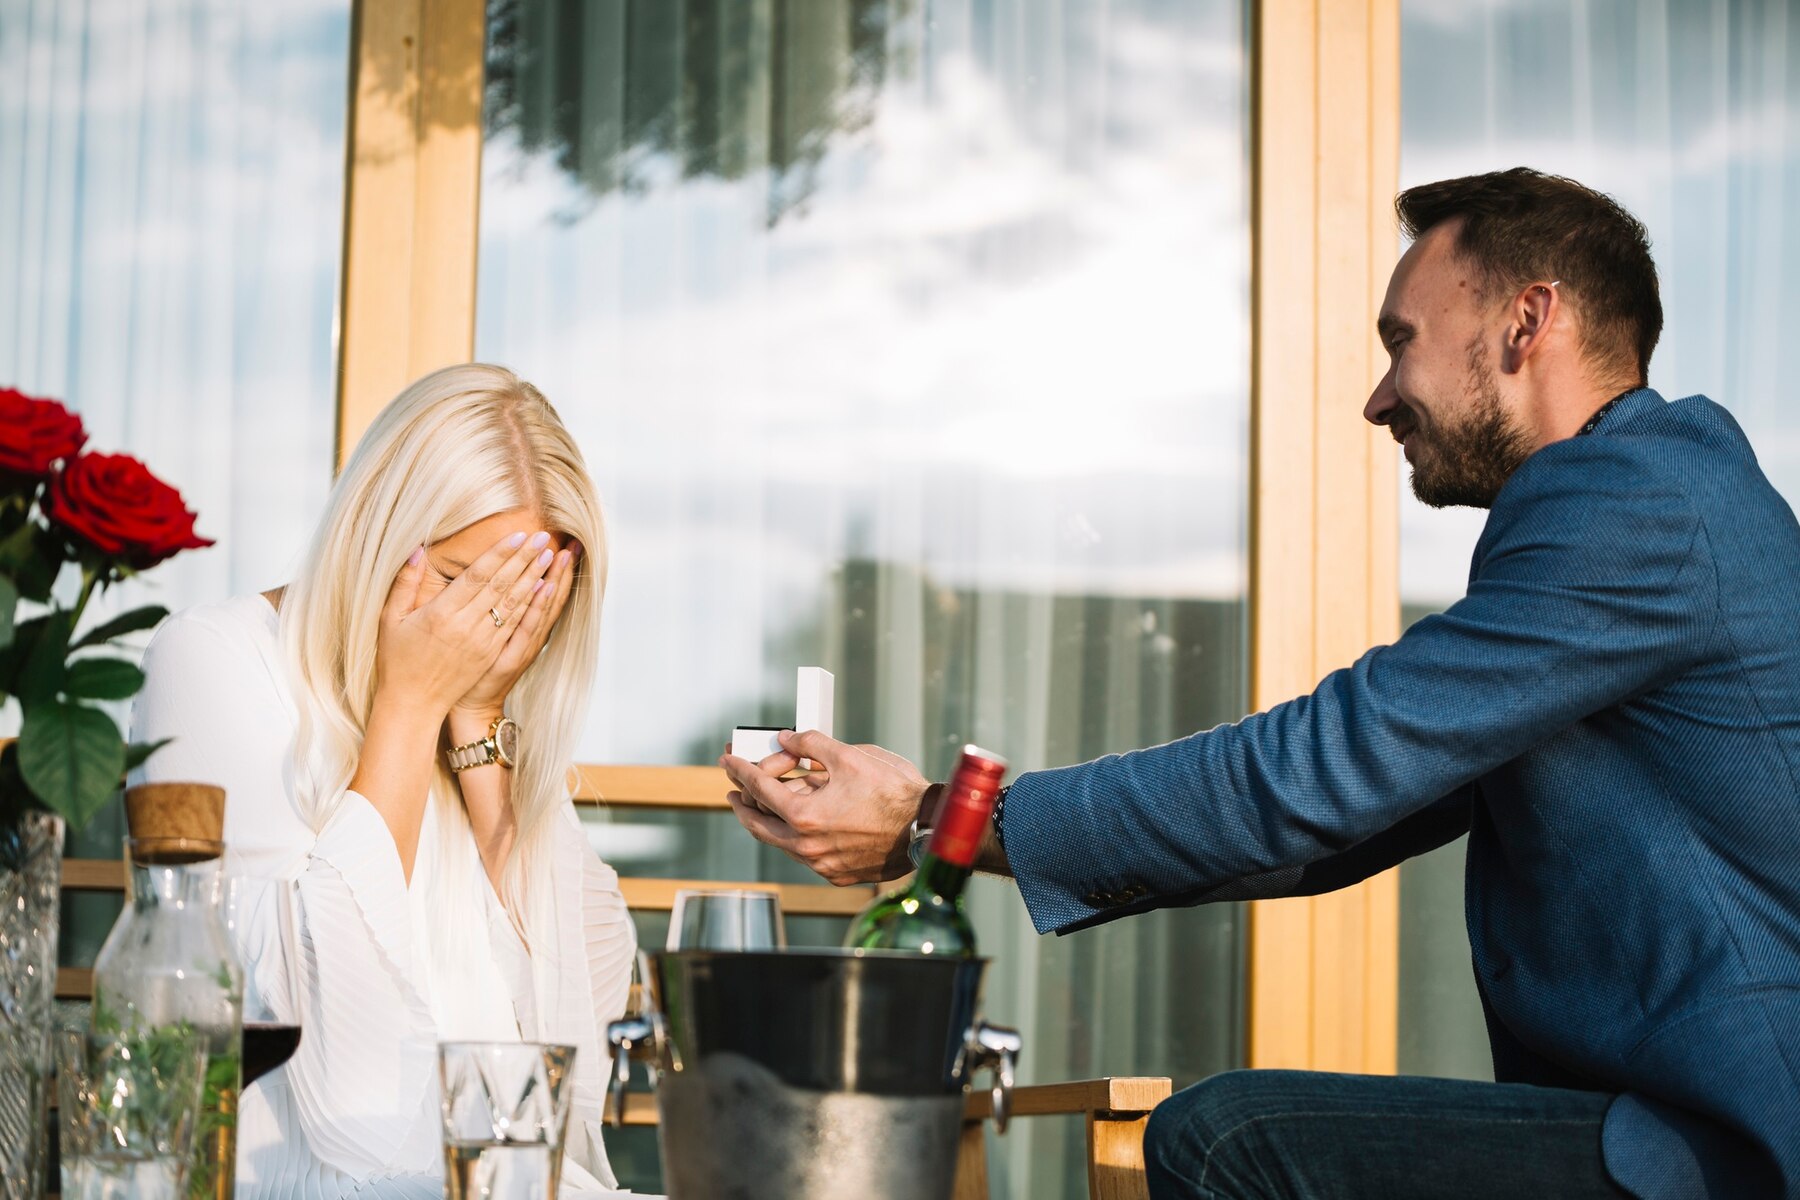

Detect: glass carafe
[92, 837, 244, 1200]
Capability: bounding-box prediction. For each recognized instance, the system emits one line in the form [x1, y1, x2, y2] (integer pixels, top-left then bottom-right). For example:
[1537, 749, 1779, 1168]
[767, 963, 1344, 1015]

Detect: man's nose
[1364, 368, 1399, 427]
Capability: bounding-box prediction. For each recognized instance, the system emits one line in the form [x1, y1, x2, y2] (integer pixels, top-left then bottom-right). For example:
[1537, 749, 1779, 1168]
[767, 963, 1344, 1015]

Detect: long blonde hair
[282, 364, 605, 998]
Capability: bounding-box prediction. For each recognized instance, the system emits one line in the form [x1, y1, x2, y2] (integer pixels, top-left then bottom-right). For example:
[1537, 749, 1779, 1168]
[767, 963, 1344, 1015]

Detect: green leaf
[0, 572, 16, 652]
[72, 604, 169, 651]
[123, 737, 173, 773]
[16, 610, 74, 703]
[0, 523, 63, 601]
[64, 657, 145, 700]
[18, 699, 126, 830]
[0, 521, 33, 573]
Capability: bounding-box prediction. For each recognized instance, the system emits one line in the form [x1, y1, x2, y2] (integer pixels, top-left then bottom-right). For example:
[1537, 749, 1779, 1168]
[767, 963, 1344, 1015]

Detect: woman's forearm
[447, 707, 517, 895]
[347, 695, 445, 883]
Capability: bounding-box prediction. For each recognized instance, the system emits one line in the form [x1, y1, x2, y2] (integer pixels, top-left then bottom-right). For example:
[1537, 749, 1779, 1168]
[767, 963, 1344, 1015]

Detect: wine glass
[223, 874, 305, 1087]
[666, 889, 786, 951]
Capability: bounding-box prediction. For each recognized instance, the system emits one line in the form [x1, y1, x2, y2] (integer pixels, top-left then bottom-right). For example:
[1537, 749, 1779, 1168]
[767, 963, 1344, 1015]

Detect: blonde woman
[130, 364, 637, 1196]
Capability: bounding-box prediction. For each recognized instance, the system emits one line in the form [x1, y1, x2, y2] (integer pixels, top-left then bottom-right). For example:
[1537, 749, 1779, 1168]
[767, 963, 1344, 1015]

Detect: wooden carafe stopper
[124, 782, 226, 843]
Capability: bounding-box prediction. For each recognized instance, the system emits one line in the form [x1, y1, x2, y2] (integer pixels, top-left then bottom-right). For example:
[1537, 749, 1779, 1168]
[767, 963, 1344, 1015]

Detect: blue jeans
[1144, 1070, 1627, 1200]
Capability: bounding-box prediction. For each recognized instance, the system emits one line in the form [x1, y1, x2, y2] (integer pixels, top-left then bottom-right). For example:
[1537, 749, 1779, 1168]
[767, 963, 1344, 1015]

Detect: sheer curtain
[477, 1, 1252, 1192]
[1398, 0, 1800, 1079]
[0, 0, 350, 958]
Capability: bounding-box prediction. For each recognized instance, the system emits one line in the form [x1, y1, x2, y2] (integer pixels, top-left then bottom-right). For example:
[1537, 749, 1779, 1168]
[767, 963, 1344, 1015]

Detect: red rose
[46, 452, 214, 567]
[0, 387, 87, 477]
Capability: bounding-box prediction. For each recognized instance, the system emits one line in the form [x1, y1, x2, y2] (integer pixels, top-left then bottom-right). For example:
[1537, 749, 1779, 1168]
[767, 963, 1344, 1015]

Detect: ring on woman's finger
[490, 606, 506, 628]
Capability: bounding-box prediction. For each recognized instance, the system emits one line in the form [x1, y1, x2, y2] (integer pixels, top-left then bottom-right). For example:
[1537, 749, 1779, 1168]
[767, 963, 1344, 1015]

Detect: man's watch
[447, 716, 520, 772]
[906, 782, 1011, 869]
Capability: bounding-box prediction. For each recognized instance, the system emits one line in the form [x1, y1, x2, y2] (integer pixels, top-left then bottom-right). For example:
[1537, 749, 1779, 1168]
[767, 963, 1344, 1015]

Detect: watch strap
[447, 736, 496, 772]
[907, 783, 945, 869]
[447, 717, 512, 773]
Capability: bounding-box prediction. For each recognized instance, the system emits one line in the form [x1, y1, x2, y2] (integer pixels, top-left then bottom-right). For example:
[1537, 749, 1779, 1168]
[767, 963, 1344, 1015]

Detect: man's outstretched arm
[723, 437, 1713, 934]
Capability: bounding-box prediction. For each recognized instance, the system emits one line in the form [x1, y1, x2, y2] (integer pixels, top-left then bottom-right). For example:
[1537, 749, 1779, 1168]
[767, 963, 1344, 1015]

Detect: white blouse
[130, 594, 641, 1197]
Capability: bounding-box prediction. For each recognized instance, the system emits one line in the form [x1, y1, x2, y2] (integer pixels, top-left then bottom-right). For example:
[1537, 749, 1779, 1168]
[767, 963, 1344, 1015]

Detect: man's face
[1365, 222, 1533, 509]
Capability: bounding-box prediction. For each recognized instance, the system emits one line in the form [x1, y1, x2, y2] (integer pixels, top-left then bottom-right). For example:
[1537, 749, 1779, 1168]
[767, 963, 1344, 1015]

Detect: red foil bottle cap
[926, 745, 1009, 868]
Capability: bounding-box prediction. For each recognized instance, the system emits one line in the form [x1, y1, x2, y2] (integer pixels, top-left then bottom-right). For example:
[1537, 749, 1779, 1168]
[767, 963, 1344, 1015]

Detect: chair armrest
[962, 1076, 1172, 1121]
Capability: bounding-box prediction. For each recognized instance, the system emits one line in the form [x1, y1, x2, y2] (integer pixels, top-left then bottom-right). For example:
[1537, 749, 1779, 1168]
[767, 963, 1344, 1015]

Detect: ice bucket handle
[604, 1013, 664, 1127]
[964, 1020, 1023, 1134]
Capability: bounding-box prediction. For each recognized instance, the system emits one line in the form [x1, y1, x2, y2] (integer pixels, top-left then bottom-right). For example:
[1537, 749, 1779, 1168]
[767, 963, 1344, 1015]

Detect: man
[721, 169, 1800, 1199]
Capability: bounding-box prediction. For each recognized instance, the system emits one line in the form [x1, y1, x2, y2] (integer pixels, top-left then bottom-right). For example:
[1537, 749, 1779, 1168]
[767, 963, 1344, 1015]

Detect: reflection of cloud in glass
[478, 0, 1250, 764]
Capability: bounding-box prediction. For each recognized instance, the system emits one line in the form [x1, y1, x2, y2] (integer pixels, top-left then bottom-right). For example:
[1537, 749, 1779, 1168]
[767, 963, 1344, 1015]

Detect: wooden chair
[57, 764, 1169, 1197]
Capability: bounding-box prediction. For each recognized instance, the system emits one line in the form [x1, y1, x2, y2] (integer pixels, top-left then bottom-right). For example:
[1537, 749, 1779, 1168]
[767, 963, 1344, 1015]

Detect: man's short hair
[1396, 168, 1663, 387]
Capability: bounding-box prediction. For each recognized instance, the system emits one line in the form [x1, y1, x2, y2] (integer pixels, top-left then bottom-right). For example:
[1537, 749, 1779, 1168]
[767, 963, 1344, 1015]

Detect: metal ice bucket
[606, 949, 1022, 1200]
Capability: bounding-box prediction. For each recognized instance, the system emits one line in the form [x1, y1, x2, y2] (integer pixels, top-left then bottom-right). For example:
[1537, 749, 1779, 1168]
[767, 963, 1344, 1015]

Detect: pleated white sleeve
[541, 803, 638, 1189]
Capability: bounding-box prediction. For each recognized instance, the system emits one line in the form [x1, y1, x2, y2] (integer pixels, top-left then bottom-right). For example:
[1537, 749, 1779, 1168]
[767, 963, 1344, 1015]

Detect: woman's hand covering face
[454, 536, 577, 719]
[375, 521, 573, 721]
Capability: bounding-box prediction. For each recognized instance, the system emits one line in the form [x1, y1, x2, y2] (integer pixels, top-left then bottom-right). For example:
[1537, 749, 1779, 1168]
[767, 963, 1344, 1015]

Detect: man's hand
[720, 730, 928, 885]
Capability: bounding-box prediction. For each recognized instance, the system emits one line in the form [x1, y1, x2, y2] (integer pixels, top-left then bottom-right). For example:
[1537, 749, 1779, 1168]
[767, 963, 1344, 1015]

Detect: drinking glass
[223, 870, 305, 1087]
[439, 1041, 576, 1200]
[56, 1025, 208, 1200]
[666, 888, 787, 951]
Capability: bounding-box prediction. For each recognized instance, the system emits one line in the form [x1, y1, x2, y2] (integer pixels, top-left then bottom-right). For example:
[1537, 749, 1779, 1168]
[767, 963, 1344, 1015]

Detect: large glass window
[0, 0, 351, 963]
[1397, 0, 1800, 1079]
[477, 0, 1252, 1191]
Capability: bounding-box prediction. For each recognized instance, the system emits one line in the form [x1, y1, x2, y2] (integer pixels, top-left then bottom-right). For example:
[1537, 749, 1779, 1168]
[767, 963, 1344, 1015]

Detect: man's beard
[1398, 339, 1533, 509]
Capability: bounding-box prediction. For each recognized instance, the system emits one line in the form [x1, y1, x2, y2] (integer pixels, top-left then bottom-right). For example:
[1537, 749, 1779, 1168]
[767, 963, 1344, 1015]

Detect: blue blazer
[1003, 389, 1800, 1199]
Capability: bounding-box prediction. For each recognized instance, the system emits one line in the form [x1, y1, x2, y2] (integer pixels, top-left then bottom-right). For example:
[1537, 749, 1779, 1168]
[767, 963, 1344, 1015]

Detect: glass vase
[93, 837, 244, 1200]
[0, 808, 66, 1200]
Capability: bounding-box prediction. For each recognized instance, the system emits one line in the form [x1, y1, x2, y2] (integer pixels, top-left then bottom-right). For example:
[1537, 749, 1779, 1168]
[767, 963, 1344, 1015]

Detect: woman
[131, 364, 637, 1196]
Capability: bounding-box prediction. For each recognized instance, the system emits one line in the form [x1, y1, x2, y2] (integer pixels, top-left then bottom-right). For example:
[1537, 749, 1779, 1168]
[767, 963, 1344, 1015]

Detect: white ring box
[731, 726, 786, 764]
[794, 667, 833, 769]
[731, 667, 834, 769]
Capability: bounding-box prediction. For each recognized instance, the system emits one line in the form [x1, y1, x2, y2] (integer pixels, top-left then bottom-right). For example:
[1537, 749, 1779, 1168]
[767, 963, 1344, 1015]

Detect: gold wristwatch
[447, 716, 520, 772]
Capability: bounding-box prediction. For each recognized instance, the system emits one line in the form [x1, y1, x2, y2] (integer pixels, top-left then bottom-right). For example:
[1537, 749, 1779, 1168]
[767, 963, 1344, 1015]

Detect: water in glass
[438, 1041, 576, 1200]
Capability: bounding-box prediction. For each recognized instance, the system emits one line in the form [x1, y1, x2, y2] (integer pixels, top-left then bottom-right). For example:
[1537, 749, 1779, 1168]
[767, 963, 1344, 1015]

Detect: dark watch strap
[916, 782, 946, 830]
[907, 783, 945, 869]
[908, 781, 1009, 869]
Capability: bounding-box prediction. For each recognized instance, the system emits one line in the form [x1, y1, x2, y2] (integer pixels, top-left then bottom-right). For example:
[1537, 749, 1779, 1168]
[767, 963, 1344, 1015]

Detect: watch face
[494, 718, 520, 766]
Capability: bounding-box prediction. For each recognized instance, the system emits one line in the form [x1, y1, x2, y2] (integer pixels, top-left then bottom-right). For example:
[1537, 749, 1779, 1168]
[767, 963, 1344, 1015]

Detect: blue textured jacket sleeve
[1003, 434, 1719, 935]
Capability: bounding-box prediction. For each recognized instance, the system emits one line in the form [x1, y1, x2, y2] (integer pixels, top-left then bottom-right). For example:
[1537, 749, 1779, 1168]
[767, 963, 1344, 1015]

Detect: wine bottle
[843, 745, 1008, 956]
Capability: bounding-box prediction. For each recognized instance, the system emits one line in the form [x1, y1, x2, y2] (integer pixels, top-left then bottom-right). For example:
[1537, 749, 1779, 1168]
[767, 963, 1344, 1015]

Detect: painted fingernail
[534, 579, 549, 594]
[408, 545, 425, 566]
[507, 532, 528, 548]
[535, 548, 552, 567]
[529, 531, 551, 549]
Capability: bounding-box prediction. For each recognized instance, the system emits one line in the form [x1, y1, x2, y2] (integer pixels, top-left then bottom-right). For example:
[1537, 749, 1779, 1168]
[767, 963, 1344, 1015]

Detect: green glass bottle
[843, 745, 1008, 956]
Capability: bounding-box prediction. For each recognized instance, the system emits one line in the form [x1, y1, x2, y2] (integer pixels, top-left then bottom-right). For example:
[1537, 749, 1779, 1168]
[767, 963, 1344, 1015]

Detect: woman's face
[418, 508, 572, 605]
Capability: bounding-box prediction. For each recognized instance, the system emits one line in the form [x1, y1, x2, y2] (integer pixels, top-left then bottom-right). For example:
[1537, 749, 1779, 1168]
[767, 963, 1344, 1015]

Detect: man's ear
[1501, 279, 1561, 374]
